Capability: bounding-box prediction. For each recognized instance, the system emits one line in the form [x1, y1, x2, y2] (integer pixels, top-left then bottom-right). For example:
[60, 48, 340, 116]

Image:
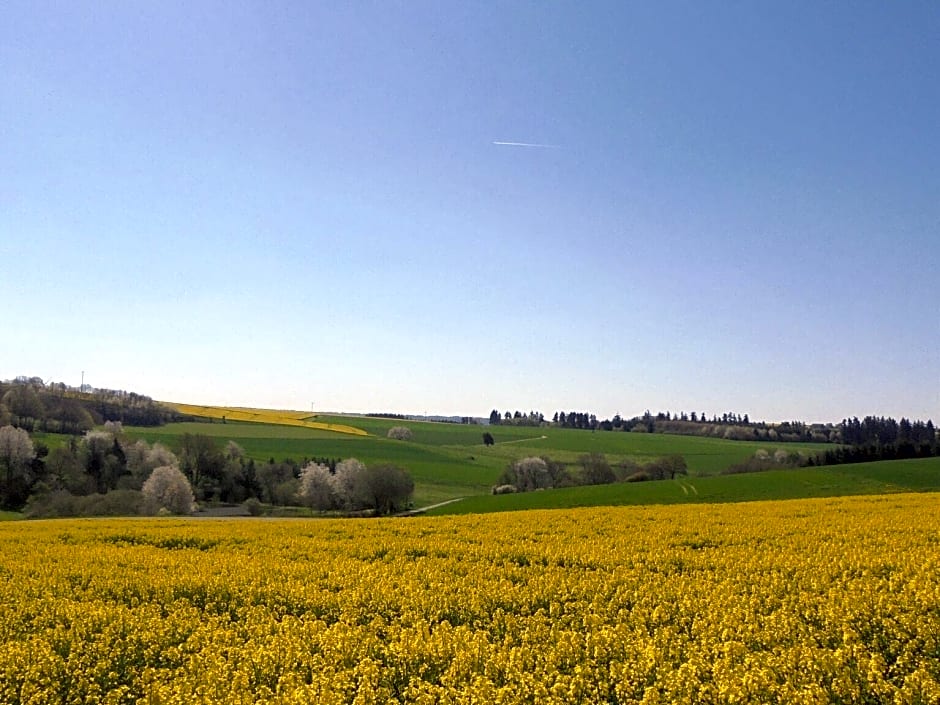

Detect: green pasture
[128, 421, 499, 506]
[127, 416, 833, 507]
[427, 457, 940, 515]
[315, 415, 831, 473]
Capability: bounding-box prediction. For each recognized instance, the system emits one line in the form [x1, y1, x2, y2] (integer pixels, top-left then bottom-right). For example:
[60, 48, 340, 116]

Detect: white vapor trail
[492, 140, 559, 148]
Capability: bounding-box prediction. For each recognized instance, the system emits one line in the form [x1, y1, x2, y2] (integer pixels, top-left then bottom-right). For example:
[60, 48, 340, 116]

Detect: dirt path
[497, 435, 548, 445]
[398, 498, 465, 516]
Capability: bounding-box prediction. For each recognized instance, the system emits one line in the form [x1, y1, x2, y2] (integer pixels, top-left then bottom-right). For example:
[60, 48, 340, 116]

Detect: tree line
[1, 378, 178, 433]
[0, 422, 412, 517]
[492, 452, 688, 494]
[488, 405, 937, 447]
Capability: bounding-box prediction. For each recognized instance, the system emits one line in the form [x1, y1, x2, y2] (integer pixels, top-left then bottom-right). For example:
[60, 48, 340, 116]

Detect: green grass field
[426, 457, 940, 515]
[126, 415, 833, 507]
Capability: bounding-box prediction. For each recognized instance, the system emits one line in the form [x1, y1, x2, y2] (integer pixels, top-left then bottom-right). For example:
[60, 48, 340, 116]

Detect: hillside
[426, 456, 940, 515]
[127, 413, 832, 507]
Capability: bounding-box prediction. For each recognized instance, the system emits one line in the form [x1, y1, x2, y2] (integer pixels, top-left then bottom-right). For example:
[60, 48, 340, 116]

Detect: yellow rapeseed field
[1, 494, 939, 704]
[163, 403, 368, 436]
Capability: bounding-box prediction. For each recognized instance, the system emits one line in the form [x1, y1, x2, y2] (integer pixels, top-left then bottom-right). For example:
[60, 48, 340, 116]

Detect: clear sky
[3, 1, 938, 423]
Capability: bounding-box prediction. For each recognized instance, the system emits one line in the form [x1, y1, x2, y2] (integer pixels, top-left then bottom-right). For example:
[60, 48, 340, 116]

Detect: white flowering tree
[386, 426, 413, 441]
[298, 462, 336, 510]
[142, 465, 196, 515]
[0, 425, 35, 508]
[332, 458, 368, 510]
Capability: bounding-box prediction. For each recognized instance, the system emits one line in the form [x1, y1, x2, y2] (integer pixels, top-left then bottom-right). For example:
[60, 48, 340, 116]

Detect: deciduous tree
[142, 465, 195, 515]
[0, 425, 35, 508]
[298, 462, 336, 510]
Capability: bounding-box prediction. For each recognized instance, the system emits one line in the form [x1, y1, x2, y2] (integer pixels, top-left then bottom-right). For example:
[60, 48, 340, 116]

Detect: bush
[243, 497, 263, 516]
[614, 459, 641, 481]
[643, 455, 688, 480]
[24, 489, 146, 518]
[79, 489, 145, 516]
[492, 484, 517, 495]
[24, 490, 78, 518]
[625, 471, 651, 483]
[578, 453, 615, 485]
[721, 449, 807, 475]
[387, 426, 413, 441]
[142, 465, 196, 515]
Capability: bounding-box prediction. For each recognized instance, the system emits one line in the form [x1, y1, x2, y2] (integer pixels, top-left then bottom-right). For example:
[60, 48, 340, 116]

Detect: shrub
[578, 453, 615, 485]
[243, 497, 263, 516]
[614, 459, 641, 481]
[24, 489, 146, 517]
[24, 490, 78, 518]
[79, 489, 144, 516]
[492, 484, 517, 495]
[387, 426, 413, 441]
[721, 449, 807, 475]
[644, 455, 688, 480]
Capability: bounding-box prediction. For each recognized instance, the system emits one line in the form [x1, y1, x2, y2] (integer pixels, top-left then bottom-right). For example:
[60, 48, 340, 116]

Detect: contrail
[493, 140, 559, 148]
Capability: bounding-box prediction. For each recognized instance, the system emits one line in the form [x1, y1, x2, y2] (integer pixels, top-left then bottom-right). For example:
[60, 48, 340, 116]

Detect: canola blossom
[1, 494, 939, 704]
[162, 403, 368, 436]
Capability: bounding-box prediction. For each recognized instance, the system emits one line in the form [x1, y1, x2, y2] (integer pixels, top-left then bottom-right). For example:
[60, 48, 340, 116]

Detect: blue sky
[3, 1, 938, 422]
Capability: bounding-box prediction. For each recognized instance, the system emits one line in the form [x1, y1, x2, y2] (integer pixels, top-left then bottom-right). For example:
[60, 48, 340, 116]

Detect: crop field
[2, 493, 939, 704]
[430, 457, 940, 515]
[126, 415, 833, 507]
[163, 403, 368, 436]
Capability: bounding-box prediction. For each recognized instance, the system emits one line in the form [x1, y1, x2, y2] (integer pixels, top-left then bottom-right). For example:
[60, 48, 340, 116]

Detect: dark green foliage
[243, 497, 263, 516]
[25, 489, 145, 518]
[362, 464, 414, 515]
[578, 453, 616, 485]
[257, 458, 299, 505]
[45, 444, 95, 494]
[0, 379, 179, 434]
[429, 457, 940, 515]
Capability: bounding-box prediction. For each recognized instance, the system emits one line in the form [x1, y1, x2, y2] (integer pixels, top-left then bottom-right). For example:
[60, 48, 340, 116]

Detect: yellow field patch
[164, 402, 368, 436]
[1, 493, 939, 703]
